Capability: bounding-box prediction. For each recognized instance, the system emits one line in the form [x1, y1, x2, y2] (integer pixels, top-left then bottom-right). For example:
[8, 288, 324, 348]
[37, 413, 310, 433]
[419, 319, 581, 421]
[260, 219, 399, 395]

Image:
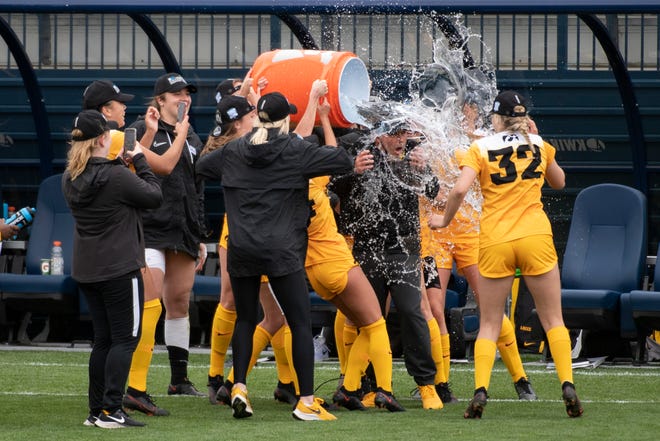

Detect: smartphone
[177, 102, 186, 123]
[123, 127, 136, 154]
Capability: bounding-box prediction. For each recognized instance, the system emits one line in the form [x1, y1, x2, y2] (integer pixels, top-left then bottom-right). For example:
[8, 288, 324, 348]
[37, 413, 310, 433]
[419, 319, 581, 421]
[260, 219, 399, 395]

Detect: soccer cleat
[436, 382, 459, 404]
[273, 381, 298, 405]
[95, 408, 146, 429]
[207, 375, 224, 405]
[418, 384, 443, 409]
[292, 398, 337, 421]
[123, 391, 170, 416]
[215, 380, 233, 405]
[464, 388, 488, 419]
[562, 382, 584, 418]
[361, 391, 376, 408]
[374, 388, 405, 412]
[167, 378, 205, 397]
[332, 386, 366, 411]
[83, 413, 97, 427]
[230, 385, 253, 419]
[514, 377, 538, 401]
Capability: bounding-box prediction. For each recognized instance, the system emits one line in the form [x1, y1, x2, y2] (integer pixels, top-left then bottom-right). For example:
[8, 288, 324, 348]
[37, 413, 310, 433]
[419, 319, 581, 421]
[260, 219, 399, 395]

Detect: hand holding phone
[177, 102, 187, 123]
[123, 128, 137, 156]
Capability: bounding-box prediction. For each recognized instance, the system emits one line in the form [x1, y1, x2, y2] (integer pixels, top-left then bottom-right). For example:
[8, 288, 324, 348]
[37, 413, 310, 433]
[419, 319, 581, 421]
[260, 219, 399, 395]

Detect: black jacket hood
[239, 129, 291, 168]
[63, 157, 118, 207]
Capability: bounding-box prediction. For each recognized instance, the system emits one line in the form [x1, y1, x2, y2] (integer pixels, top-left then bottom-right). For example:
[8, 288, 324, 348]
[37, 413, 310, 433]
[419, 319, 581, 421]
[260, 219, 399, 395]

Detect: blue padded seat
[192, 274, 220, 303]
[560, 183, 647, 333]
[626, 248, 660, 345]
[0, 174, 79, 315]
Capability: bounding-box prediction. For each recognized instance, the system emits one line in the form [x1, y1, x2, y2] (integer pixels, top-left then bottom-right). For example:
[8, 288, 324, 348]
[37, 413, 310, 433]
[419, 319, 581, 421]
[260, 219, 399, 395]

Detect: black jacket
[62, 154, 162, 283]
[196, 129, 353, 277]
[330, 142, 440, 257]
[130, 118, 206, 258]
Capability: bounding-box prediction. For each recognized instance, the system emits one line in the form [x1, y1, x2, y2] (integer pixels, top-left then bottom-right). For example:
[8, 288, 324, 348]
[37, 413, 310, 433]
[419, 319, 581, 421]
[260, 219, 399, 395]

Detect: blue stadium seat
[560, 183, 647, 355]
[0, 174, 80, 340]
[623, 249, 660, 362]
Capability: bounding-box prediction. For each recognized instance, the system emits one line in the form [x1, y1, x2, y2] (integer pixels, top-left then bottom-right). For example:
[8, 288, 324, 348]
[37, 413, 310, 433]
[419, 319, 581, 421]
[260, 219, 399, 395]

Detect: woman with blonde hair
[62, 110, 162, 428]
[197, 88, 353, 421]
[203, 94, 298, 406]
[430, 90, 583, 419]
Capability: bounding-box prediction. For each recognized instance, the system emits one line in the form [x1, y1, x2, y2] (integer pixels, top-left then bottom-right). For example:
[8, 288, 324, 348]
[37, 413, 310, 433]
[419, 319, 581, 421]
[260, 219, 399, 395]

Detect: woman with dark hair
[197, 86, 353, 421]
[125, 73, 207, 400]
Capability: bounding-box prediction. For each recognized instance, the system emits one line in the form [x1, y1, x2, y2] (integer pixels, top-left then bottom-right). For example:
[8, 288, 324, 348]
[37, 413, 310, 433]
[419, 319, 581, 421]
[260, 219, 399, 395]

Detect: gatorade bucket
[249, 49, 370, 128]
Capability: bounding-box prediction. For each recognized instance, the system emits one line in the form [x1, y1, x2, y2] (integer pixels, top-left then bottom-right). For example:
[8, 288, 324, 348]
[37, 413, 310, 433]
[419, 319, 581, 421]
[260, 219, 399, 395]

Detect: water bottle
[5, 206, 36, 230]
[313, 334, 330, 361]
[4, 206, 36, 240]
[50, 240, 64, 275]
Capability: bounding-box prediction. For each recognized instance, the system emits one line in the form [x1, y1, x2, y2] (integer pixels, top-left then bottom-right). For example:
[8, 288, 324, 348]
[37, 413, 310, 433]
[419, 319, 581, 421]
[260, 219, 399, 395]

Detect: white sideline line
[0, 390, 657, 405]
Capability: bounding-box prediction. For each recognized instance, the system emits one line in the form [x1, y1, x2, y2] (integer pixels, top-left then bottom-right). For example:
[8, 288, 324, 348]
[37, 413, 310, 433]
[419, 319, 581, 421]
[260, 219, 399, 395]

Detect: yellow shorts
[479, 234, 558, 278]
[306, 257, 358, 301]
[219, 217, 268, 283]
[433, 240, 479, 270]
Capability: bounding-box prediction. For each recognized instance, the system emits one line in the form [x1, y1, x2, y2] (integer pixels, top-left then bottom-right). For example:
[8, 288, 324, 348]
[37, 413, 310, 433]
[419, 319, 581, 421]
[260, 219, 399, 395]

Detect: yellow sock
[343, 327, 369, 391]
[428, 318, 446, 384]
[546, 326, 574, 385]
[334, 311, 347, 374]
[209, 304, 236, 378]
[271, 326, 294, 384]
[226, 325, 270, 384]
[474, 338, 497, 391]
[342, 324, 358, 373]
[245, 325, 271, 377]
[497, 316, 527, 382]
[128, 298, 162, 391]
[441, 333, 451, 382]
[362, 318, 393, 392]
[283, 325, 300, 395]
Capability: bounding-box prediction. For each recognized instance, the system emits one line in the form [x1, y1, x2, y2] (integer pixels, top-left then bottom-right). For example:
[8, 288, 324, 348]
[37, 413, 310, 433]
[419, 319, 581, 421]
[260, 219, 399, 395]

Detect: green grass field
[1, 346, 659, 441]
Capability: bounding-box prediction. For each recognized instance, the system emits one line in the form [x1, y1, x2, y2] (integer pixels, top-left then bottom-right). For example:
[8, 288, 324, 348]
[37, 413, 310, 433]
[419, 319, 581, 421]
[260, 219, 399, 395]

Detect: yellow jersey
[305, 176, 354, 267]
[460, 132, 556, 248]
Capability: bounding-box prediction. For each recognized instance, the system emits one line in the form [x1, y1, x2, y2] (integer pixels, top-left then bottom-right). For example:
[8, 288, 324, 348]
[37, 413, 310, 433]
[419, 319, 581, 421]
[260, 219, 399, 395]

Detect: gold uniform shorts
[306, 256, 359, 301]
[479, 234, 558, 278]
[433, 239, 479, 270]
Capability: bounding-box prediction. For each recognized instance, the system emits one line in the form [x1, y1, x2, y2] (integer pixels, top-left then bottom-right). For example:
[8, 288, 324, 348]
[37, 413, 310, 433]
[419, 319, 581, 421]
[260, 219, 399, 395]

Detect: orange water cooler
[249, 49, 370, 128]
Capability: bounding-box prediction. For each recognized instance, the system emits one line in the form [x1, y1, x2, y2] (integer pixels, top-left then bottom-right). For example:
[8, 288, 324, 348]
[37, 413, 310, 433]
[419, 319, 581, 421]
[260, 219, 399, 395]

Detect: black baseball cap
[153, 73, 197, 95]
[257, 92, 297, 123]
[82, 80, 134, 110]
[71, 110, 119, 141]
[491, 90, 528, 117]
[215, 79, 241, 103]
[216, 95, 255, 126]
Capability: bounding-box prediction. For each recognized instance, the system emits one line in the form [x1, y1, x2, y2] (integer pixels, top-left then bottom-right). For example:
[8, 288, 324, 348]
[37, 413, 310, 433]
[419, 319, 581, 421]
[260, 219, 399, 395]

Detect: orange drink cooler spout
[249, 49, 371, 128]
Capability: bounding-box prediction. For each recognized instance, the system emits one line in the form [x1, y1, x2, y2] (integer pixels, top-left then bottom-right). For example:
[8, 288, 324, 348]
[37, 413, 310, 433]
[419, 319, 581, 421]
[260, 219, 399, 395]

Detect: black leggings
[80, 271, 143, 413]
[230, 270, 314, 396]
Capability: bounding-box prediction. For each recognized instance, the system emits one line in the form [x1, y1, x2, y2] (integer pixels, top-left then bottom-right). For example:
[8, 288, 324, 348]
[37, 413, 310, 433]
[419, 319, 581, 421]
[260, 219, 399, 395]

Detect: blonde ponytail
[250, 116, 290, 145]
[501, 115, 536, 155]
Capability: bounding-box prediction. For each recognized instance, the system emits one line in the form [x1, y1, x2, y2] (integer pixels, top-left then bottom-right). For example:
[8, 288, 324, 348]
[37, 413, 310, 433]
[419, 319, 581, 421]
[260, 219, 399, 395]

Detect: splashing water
[335, 14, 498, 284]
